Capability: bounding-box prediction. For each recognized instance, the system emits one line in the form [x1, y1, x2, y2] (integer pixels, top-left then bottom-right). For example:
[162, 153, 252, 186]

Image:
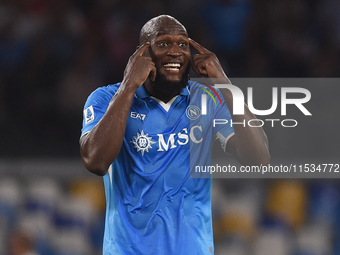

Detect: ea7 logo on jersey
[84, 106, 95, 124]
[131, 111, 146, 120]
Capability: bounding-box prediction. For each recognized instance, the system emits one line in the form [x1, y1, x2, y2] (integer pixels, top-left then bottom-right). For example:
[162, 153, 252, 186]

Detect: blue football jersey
[81, 81, 234, 255]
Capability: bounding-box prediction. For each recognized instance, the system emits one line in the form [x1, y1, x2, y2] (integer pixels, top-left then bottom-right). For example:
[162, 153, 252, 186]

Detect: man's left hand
[189, 38, 227, 79]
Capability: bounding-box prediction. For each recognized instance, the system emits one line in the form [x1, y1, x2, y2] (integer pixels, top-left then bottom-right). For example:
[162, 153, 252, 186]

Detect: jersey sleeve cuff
[215, 131, 235, 154]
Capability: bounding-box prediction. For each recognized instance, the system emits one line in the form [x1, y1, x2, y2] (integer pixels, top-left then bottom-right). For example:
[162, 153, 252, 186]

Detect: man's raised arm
[189, 38, 270, 166]
[80, 43, 156, 175]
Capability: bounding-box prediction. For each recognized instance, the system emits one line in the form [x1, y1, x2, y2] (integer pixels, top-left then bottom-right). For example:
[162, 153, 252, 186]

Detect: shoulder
[85, 83, 121, 105]
[188, 80, 224, 102]
[188, 80, 222, 94]
[188, 80, 206, 90]
[89, 83, 121, 99]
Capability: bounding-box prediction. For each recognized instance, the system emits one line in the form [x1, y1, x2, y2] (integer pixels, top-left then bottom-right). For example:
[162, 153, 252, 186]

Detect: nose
[167, 44, 182, 57]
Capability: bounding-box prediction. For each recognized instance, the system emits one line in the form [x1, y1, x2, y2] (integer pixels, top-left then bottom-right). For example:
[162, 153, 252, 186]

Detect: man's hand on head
[189, 38, 227, 79]
[122, 42, 157, 89]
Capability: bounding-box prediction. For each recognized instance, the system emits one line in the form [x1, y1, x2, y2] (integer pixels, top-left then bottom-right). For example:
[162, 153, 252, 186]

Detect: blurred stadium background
[0, 0, 339, 254]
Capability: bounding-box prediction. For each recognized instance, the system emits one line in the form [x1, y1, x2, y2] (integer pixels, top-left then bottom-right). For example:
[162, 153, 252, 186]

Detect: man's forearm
[221, 88, 270, 166]
[80, 83, 136, 175]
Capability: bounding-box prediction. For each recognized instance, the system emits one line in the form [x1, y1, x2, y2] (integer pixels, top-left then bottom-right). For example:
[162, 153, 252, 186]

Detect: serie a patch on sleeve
[84, 105, 95, 124]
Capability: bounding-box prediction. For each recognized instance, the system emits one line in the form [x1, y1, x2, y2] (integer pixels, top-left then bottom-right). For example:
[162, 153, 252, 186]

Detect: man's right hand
[122, 42, 156, 89]
[80, 43, 157, 176]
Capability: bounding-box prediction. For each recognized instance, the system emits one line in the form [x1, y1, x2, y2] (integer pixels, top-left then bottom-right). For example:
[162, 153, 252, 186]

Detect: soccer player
[80, 15, 269, 255]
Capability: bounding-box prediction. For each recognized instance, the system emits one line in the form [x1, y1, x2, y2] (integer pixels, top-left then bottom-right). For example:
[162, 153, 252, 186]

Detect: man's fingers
[150, 66, 157, 81]
[189, 38, 210, 54]
[193, 65, 208, 77]
[135, 42, 151, 56]
[192, 55, 209, 77]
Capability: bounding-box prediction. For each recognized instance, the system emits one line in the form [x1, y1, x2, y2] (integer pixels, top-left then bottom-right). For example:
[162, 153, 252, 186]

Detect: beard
[150, 61, 191, 99]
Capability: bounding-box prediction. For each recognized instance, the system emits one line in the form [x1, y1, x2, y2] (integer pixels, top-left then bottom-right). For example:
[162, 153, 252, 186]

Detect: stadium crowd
[1, 0, 340, 254]
[0, 0, 339, 157]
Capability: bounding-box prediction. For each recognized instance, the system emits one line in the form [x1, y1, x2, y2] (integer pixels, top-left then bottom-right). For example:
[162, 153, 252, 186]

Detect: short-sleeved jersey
[81, 81, 234, 255]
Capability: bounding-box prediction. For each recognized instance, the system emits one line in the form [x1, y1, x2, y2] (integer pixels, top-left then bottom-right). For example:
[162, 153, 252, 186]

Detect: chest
[125, 97, 190, 155]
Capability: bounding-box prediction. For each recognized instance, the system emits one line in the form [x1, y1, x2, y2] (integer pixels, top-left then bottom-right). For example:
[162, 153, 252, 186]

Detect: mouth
[163, 62, 182, 72]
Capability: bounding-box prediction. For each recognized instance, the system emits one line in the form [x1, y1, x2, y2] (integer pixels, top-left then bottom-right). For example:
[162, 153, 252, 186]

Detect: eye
[179, 42, 187, 47]
[158, 41, 168, 47]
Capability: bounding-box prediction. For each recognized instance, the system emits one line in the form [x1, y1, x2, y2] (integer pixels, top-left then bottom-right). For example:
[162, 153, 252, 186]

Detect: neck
[144, 80, 185, 103]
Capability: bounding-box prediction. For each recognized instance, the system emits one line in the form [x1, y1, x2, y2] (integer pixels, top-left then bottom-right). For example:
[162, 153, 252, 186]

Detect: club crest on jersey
[84, 105, 95, 124]
[185, 105, 201, 120]
[130, 130, 156, 156]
